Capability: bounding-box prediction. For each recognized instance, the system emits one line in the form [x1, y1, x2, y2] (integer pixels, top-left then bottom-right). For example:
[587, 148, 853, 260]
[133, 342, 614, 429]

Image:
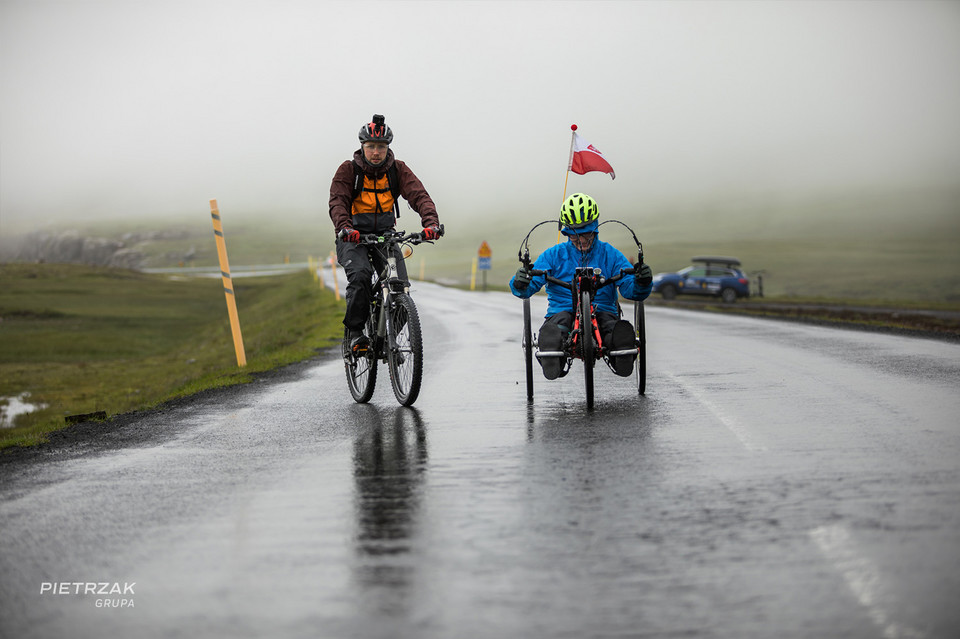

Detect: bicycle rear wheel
[344, 320, 377, 403]
[523, 298, 534, 401]
[635, 300, 646, 395]
[388, 293, 423, 406]
[581, 291, 595, 409]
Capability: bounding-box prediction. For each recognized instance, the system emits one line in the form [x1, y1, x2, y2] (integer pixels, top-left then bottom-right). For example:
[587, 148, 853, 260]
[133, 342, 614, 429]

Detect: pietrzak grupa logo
[40, 581, 136, 608]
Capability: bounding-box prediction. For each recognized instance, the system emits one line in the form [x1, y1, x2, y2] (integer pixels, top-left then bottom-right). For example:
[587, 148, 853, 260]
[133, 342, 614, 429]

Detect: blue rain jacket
[510, 236, 651, 317]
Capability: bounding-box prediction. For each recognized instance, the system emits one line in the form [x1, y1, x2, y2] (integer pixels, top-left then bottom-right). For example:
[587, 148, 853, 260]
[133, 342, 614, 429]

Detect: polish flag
[569, 132, 615, 179]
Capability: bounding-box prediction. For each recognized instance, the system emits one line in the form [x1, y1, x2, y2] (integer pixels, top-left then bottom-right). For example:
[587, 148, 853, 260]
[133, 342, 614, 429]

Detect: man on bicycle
[510, 193, 653, 379]
[329, 114, 442, 350]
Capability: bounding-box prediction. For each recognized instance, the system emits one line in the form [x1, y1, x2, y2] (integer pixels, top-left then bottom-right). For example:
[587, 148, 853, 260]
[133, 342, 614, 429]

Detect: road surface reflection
[350, 405, 427, 616]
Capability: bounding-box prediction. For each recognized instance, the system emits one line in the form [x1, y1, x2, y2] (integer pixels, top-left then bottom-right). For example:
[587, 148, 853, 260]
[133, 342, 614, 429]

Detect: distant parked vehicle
[652, 256, 750, 303]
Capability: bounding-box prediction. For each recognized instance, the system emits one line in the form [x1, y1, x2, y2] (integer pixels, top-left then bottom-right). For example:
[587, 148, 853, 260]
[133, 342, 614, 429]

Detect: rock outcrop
[2, 230, 145, 269]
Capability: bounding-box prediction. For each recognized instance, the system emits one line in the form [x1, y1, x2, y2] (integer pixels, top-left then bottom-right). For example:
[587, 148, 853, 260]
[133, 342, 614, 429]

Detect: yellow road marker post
[209, 199, 247, 367]
[316, 256, 326, 289]
[329, 251, 341, 301]
[470, 256, 477, 291]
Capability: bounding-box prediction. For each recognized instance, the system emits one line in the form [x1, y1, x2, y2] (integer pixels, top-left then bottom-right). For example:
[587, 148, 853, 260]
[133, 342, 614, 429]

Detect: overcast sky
[1, 0, 959, 234]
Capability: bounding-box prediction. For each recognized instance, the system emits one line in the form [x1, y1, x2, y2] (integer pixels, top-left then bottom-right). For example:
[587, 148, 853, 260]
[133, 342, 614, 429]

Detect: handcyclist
[510, 193, 653, 379]
[329, 114, 442, 351]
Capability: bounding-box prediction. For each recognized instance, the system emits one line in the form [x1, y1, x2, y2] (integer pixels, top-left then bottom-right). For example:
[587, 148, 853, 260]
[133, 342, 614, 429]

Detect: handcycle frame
[341, 226, 443, 406]
[519, 219, 647, 409]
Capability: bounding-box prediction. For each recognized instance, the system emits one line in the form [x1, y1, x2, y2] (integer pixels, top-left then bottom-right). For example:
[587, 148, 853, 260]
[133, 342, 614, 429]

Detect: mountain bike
[519, 220, 647, 409]
[340, 226, 443, 406]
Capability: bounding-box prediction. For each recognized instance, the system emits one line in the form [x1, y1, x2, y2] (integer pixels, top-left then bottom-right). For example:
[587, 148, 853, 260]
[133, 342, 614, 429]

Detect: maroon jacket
[328, 149, 439, 234]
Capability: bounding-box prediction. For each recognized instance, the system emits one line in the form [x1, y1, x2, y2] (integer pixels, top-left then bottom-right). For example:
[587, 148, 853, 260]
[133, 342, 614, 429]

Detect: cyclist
[510, 193, 653, 379]
[329, 114, 442, 350]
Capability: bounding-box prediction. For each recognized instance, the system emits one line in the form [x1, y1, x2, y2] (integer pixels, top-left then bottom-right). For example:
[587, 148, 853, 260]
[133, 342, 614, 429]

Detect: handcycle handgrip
[526, 269, 569, 290]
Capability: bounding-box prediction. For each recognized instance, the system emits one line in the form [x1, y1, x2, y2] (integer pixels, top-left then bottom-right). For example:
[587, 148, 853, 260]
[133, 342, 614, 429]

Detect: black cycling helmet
[359, 114, 393, 145]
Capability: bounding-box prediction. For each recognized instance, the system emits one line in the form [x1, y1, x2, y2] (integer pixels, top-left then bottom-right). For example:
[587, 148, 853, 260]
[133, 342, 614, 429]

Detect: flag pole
[559, 124, 577, 243]
[563, 124, 577, 202]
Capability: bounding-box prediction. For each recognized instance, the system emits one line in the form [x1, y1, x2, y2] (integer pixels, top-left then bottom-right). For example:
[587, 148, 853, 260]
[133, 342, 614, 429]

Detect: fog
[1, 0, 959, 237]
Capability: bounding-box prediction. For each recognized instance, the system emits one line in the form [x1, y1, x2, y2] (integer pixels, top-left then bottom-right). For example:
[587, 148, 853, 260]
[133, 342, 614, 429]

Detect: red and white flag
[568, 132, 615, 179]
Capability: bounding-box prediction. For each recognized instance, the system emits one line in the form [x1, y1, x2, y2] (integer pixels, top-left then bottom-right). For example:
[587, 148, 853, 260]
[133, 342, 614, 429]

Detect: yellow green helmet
[559, 193, 600, 230]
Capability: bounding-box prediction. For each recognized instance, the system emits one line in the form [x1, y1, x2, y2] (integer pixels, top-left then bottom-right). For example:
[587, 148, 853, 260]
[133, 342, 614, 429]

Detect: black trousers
[539, 310, 623, 350]
[336, 239, 409, 330]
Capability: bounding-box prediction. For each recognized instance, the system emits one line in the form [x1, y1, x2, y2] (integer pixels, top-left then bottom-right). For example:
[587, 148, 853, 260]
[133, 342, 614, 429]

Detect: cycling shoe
[610, 320, 635, 377]
[538, 323, 564, 380]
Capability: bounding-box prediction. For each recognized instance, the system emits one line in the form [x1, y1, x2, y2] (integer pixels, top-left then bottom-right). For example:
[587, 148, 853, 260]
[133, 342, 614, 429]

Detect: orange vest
[352, 174, 397, 216]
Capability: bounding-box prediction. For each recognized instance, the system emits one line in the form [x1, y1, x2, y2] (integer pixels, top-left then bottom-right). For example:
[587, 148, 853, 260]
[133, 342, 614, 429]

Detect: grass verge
[0, 264, 343, 449]
[645, 297, 960, 338]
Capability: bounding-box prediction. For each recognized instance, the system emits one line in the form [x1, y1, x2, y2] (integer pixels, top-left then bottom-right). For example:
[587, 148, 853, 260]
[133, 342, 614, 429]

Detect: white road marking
[664, 372, 768, 452]
[810, 524, 924, 639]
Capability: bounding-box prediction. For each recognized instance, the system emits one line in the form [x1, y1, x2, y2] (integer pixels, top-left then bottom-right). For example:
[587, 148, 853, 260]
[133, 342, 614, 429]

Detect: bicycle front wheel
[581, 290, 595, 410]
[387, 293, 423, 406]
[523, 298, 534, 401]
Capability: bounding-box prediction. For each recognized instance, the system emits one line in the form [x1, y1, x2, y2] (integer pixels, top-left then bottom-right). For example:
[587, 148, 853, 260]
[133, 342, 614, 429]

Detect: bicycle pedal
[351, 342, 370, 355]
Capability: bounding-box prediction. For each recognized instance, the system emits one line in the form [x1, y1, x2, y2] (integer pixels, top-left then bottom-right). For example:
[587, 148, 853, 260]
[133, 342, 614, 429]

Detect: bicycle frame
[569, 267, 605, 362]
[369, 243, 407, 361]
[525, 265, 630, 362]
[358, 232, 416, 361]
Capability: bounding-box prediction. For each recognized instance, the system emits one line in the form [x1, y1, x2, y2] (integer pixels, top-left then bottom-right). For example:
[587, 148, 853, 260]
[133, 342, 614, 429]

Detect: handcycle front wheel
[387, 292, 423, 406]
[522, 298, 534, 401]
[344, 320, 378, 403]
[581, 290, 595, 410]
[635, 300, 646, 396]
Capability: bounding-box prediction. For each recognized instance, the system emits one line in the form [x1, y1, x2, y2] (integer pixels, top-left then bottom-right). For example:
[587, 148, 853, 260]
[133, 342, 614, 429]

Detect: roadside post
[329, 252, 341, 301]
[309, 256, 325, 289]
[208, 199, 247, 367]
[477, 241, 492, 291]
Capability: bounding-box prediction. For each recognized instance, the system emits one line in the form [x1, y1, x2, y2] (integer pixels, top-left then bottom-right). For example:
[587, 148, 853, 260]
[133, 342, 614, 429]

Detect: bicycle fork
[375, 254, 403, 362]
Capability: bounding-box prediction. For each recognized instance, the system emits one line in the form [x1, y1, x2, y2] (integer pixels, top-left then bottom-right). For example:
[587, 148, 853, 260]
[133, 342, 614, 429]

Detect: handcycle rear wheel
[388, 293, 423, 406]
[344, 318, 378, 403]
[581, 290, 595, 409]
[635, 301, 646, 395]
[522, 298, 534, 401]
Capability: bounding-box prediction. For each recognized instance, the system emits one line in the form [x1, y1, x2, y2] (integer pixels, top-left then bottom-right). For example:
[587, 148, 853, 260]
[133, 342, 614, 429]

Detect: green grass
[0, 264, 344, 448]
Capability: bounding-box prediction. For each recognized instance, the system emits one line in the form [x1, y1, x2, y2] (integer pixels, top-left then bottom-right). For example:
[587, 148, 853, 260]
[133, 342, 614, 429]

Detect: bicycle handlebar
[339, 224, 445, 246]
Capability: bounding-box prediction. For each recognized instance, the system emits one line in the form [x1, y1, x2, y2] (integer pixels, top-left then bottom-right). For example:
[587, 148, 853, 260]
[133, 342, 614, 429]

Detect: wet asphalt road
[2, 281, 959, 639]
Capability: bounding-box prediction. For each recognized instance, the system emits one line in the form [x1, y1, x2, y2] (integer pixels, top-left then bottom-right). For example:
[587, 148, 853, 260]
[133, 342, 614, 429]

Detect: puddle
[0, 393, 48, 428]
